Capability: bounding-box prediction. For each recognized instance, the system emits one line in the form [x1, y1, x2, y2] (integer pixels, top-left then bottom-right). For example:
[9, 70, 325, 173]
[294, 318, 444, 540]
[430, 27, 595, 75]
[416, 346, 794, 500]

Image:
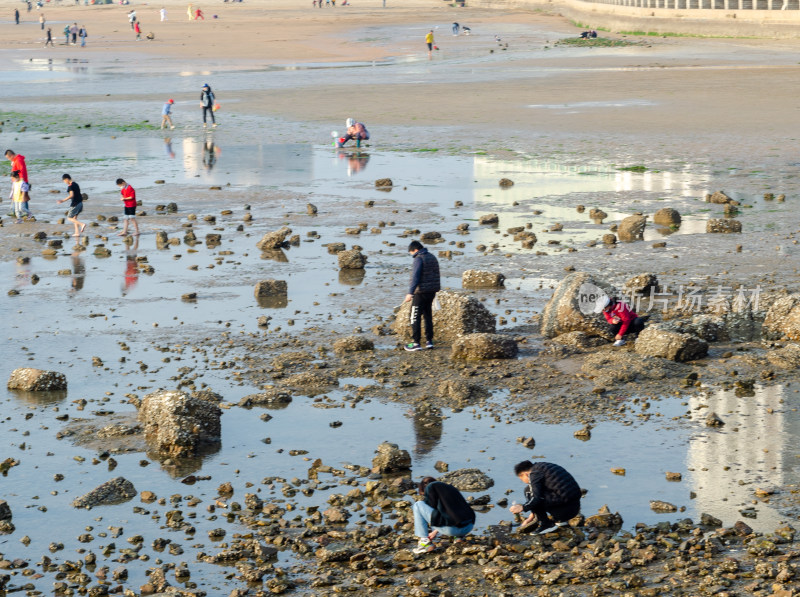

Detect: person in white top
[160, 7, 167, 21]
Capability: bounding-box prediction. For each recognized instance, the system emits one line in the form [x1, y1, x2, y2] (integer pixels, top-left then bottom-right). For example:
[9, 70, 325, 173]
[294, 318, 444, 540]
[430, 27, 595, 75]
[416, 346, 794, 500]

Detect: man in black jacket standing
[403, 240, 440, 352]
[509, 460, 582, 534]
[412, 477, 475, 554]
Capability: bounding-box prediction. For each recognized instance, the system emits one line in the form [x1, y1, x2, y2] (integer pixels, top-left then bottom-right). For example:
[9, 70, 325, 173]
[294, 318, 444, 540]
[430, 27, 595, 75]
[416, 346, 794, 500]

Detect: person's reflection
[15, 260, 32, 289]
[122, 236, 139, 296]
[410, 404, 443, 458]
[337, 150, 370, 176]
[203, 139, 220, 171]
[70, 249, 85, 292]
[164, 136, 176, 159]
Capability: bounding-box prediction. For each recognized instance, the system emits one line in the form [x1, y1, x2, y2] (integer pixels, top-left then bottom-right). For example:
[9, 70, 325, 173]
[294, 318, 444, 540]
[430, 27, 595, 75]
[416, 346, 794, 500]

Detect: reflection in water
[338, 268, 365, 286]
[15, 260, 32, 289]
[688, 385, 795, 528]
[123, 237, 139, 296]
[337, 150, 370, 176]
[411, 404, 443, 457]
[71, 250, 85, 292]
[164, 136, 175, 159]
[260, 249, 289, 263]
[256, 294, 288, 309]
[149, 442, 221, 479]
[9, 389, 68, 405]
[203, 139, 220, 172]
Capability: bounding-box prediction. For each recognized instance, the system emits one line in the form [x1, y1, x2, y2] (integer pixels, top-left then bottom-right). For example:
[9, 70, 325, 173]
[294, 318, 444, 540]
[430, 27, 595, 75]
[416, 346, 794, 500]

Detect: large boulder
[622, 273, 659, 296]
[582, 351, 688, 385]
[7, 368, 67, 391]
[653, 208, 681, 226]
[617, 215, 647, 242]
[371, 442, 411, 474]
[451, 333, 518, 360]
[254, 279, 287, 297]
[634, 326, 708, 362]
[437, 379, 488, 407]
[0, 501, 11, 521]
[438, 468, 494, 492]
[462, 270, 505, 289]
[254, 279, 288, 308]
[539, 272, 617, 339]
[706, 191, 734, 204]
[706, 219, 742, 233]
[256, 226, 292, 250]
[338, 249, 367, 270]
[333, 335, 374, 354]
[766, 344, 800, 369]
[763, 294, 800, 340]
[138, 390, 221, 457]
[393, 291, 496, 343]
[550, 331, 606, 349]
[71, 477, 137, 509]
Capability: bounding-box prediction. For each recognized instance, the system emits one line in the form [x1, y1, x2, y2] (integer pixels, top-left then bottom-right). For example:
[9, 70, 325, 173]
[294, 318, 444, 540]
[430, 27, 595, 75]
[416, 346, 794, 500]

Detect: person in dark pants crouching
[403, 240, 440, 352]
[509, 460, 582, 535]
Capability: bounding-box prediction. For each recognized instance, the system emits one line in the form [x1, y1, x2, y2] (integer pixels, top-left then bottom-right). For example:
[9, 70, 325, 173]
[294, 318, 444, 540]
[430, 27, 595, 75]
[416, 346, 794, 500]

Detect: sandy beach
[1, 1, 800, 596]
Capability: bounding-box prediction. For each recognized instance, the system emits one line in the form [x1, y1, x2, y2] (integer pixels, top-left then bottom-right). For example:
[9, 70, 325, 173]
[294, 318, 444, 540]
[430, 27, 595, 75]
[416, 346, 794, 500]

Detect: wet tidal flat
[1, 125, 800, 595]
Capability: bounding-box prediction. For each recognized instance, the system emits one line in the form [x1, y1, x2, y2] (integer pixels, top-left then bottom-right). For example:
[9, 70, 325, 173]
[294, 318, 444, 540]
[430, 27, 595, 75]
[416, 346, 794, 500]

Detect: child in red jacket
[116, 178, 139, 236]
[600, 296, 647, 346]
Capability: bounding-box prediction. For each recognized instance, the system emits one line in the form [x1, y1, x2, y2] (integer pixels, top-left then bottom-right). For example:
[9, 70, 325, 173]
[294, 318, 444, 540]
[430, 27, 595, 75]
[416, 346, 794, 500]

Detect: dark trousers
[609, 316, 647, 338]
[202, 106, 215, 124]
[410, 292, 436, 344]
[530, 498, 580, 525]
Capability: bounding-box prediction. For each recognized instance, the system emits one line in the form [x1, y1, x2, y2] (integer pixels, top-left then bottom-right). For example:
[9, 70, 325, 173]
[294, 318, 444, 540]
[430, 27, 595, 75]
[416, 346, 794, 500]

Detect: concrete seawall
[472, 0, 800, 37]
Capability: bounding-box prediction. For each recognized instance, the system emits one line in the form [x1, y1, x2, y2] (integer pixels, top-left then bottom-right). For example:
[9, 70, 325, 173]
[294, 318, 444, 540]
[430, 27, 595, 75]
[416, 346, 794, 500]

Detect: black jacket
[408, 248, 440, 294]
[424, 481, 475, 528]
[522, 462, 581, 511]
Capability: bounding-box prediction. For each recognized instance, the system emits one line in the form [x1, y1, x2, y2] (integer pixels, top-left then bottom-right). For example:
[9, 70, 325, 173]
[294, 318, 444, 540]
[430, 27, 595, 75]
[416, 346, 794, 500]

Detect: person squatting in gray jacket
[403, 240, 440, 352]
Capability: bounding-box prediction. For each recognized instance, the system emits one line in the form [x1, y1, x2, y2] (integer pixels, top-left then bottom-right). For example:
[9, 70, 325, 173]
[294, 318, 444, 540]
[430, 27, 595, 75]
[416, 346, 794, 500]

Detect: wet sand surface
[2, 2, 800, 596]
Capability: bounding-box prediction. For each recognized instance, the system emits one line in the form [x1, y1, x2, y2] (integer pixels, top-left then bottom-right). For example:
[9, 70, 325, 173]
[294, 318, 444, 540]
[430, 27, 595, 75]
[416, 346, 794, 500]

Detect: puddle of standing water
[3, 371, 799, 594]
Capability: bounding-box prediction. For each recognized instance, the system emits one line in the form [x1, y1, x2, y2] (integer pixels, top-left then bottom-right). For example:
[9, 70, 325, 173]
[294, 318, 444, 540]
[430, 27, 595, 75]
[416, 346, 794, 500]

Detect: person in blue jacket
[403, 240, 440, 352]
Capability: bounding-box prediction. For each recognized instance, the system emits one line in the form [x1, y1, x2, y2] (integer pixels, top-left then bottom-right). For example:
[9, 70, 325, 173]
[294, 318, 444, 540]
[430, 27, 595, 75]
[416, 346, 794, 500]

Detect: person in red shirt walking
[599, 296, 648, 346]
[134, 20, 141, 41]
[116, 178, 140, 236]
[5, 150, 29, 186]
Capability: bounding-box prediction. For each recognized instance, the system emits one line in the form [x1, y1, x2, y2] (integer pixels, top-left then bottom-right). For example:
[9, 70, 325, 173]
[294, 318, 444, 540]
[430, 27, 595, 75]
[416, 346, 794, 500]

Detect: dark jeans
[202, 106, 215, 124]
[609, 316, 647, 338]
[530, 498, 581, 525]
[410, 292, 436, 344]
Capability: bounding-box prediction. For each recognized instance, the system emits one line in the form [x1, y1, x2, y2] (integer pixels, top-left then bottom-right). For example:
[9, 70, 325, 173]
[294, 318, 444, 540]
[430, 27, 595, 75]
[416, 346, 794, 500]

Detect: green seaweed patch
[556, 37, 639, 48]
[616, 165, 648, 173]
[409, 148, 439, 153]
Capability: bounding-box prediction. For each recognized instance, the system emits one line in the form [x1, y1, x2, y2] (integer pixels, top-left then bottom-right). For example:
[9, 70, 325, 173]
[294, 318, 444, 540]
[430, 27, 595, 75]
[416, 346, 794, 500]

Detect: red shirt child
[116, 178, 140, 236]
[120, 183, 136, 207]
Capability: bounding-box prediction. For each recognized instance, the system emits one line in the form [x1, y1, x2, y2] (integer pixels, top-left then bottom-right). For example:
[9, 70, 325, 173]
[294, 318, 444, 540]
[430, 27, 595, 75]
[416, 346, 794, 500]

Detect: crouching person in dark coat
[509, 460, 582, 534]
[412, 477, 475, 554]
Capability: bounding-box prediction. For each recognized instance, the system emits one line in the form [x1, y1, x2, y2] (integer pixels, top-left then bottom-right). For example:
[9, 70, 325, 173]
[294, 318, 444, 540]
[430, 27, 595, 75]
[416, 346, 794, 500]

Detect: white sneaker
[613, 339, 626, 347]
[412, 539, 434, 554]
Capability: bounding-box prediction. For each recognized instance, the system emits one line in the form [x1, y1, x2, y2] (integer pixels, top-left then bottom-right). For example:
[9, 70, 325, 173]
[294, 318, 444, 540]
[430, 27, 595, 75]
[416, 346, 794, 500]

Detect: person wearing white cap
[337, 118, 369, 148]
[597, 296, 648, 346]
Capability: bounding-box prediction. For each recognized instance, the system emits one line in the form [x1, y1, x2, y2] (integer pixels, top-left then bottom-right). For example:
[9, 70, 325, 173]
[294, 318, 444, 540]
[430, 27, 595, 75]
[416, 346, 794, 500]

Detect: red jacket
[603, 301, 637, 336]
[11, 154, 28, 183]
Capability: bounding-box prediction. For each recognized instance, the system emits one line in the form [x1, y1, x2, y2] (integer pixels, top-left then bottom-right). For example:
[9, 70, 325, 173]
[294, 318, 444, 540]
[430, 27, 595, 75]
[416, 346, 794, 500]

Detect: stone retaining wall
[472, 0, 800, 37]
